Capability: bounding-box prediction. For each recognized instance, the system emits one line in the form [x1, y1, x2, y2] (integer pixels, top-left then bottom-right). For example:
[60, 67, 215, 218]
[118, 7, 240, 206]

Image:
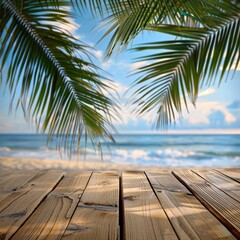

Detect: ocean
[0, 134, 239, 167]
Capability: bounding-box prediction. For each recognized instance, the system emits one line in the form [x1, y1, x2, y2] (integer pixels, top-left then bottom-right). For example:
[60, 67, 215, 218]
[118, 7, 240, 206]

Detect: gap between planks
[0, 169, 239, 240]
[11, 171, 92, 240]
[173, 169, 240, 239]
[62, 171, 119, 240]
[0, 170, 64, 239]
[122, 171, 178, 240]
[146, 170, 235, 240]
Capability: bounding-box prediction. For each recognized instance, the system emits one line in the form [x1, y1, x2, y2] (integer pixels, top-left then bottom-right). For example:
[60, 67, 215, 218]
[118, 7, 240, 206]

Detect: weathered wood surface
[147, 170, 235, 240]
[0, 170, 64, 239]
[0, 169, 239, 240]
[215, 168, 240, 183]
[11, 172, 91, 240]
[173, 169, 240, 239]
[62, 171, 119, 240]
[122, 171, 178, 240]
[0, 170, 39, 208]
[195, 169, 240, 202]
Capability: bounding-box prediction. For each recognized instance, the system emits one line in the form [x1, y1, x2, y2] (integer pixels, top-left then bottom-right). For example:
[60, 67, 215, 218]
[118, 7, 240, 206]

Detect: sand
[0, 157, 155, 171]
[0, 156, 211, 171]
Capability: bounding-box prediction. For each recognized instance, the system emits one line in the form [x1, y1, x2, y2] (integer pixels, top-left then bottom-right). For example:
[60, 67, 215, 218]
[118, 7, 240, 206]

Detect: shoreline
[0, 157, 149, 171]
[0, 157, 233, 171]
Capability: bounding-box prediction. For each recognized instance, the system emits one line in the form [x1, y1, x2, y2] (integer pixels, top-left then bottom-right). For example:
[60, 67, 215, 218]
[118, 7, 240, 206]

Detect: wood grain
[11, 171, 91, 240]
[62, 171, 119, 240]
[0, 170, 64, 239]
[0, 171, 19, 181]
[215, 169, 240, 184]
[147, 170, 235, 240]
[122, 171, 178, 240]
[173, 169, 240, 239]
[0, 169, 239, 239]
[195, 169, 240, 202]
[0, 170, 39, 208]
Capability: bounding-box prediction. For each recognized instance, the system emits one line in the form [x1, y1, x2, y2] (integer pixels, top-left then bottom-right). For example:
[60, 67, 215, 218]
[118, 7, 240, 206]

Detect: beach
[0, 157, 136, 171]
[0, 156, 159, 171]
[0, 156, 230, 171]
[0, 134, 240, 168]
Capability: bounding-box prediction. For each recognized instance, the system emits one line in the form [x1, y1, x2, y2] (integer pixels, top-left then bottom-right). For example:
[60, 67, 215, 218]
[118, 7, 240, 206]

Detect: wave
[200, 151, 240, 158]
[110, 148, 240, 159]
[102, 142, 240, 148]
[0, 147, 11, 152]
[105, 148, 240, 166]
[1, 133, 240, 166]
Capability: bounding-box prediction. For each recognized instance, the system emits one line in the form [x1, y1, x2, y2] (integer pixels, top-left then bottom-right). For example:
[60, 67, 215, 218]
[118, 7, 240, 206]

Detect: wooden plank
[147, 170, 235, 240]
[0, 171, 38, 189]
[0, 170, 64, 239]
[0, 170, 40, 208]
[215, 169, 240, 183]
[122, 171, 178, 240]
[195, 169, 240, 202]
[173, 170, 240, 239]
[11, 171, 92, 240]
[62, 171, 119, 240]
[0, 170, 18, 181]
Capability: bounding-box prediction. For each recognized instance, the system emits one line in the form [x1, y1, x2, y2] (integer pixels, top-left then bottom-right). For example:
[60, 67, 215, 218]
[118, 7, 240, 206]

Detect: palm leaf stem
[132, 16, 239, 127]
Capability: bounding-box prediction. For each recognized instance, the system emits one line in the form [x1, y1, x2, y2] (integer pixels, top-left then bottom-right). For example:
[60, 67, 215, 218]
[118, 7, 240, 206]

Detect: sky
[0, 8, 240, 134]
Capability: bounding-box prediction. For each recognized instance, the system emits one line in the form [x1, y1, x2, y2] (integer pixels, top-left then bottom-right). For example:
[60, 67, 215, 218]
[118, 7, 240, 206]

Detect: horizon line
[1, 129, 240, 135]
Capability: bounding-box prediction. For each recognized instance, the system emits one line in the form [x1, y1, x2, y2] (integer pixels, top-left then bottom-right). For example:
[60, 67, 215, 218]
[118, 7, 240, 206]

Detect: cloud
[198, 87, 216, 97]
[208, 110, 225, 127]
[101, 60, 113, 70]
[108, 93, 240, 131]
[57, 18, 80, 36]
[116, 103, 138, 126]
[110, 97, 238, 131]
[101, 81, 128, 96]
[181, 100, 236, 126]
[45, 6, 81, 39]
[228, 100, 240, 110]
[87, 48, 104, 61]
[101, 60, 130, 71]
[107, 98, 152, 128]
[130, 61, 149, 71]
[109, 82, 128, 95]
[42, 18, 80, 38]
[207, 108, 239, 128]
[226, 100, 240, 128]
[93, 50, 103, 58]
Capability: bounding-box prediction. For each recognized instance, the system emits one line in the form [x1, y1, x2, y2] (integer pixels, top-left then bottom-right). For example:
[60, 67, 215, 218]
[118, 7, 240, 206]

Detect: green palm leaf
[76, 0, 239, 129]
[76, 0, 235, 56]
[131, 16, 240, 127]
[0, 0, 116, 156]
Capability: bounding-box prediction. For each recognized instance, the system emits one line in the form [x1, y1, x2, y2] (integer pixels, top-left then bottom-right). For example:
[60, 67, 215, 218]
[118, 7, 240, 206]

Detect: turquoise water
[0, 134, 239, 166]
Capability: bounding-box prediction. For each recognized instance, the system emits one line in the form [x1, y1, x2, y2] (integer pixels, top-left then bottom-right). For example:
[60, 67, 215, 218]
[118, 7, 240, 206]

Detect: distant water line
[0, 134, 239, 166]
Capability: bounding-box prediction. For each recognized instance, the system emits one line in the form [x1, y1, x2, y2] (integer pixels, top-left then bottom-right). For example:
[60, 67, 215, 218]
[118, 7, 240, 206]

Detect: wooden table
[0, 168, 239, 239]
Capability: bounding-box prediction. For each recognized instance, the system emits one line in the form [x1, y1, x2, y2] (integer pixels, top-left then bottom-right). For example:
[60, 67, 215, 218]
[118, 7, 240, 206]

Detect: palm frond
[131, 16, 240, 128]
[0, 0, 116, 156]
[75, 0, 237, 56]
